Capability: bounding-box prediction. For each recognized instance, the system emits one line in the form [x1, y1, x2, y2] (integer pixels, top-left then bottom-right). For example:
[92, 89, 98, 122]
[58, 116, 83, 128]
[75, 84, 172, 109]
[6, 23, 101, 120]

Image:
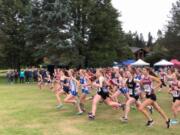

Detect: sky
[111, 0, 177, 40]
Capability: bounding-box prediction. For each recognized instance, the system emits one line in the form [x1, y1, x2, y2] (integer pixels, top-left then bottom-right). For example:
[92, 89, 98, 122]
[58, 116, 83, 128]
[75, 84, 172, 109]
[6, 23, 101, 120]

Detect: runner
[139, 68, 171, 128]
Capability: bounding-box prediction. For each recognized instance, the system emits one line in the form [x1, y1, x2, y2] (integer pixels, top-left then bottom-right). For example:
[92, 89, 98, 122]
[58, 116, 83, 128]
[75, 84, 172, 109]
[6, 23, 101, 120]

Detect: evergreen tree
[41, 0, 74, 65]
[25, 0, 45, 65]
[26, 0, 79, 67]
[147, 32, 153, 47]
[0, 0, 31, 69]
[162, 0, 180, 58]
[0, 0, 129, 68]
[125, 32, 146, 48]
[87, 0, 126, 67]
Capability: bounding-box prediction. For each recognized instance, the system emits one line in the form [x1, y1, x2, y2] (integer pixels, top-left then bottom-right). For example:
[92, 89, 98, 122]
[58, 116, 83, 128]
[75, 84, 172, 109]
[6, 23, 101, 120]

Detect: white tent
[154, 59, 174, 66]
[131, 59, 150, 66]
[113, 66, 119, 69]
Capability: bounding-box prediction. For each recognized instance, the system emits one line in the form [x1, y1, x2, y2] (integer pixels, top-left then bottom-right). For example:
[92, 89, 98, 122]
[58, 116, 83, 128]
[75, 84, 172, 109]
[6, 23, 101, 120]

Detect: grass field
[0, 78, 179, 135]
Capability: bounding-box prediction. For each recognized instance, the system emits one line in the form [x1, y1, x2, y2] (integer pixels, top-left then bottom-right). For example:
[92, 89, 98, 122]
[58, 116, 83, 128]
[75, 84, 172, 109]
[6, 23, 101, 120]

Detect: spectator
[14, 70, 19, 83]
[33, 68, 38, 82]
[6, 70, 11, 83]
[9, 71, 14, 83]
[29, 68, 33, 83]
[19, 69, 25, 83]
[25, 68, 30, 83]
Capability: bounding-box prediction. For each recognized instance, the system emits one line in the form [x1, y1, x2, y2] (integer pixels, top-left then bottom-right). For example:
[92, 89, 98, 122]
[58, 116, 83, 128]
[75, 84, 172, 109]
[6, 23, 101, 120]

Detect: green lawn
[0, 79, 179, 135]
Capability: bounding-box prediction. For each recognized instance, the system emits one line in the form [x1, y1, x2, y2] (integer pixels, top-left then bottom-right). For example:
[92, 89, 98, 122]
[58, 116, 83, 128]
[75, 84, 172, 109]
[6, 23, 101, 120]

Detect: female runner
[79, 69, 91, 112]
[121, 70, 142, 122]
[37, 71, 43, 89]
[64, 70, 83, 115]
[53, 69, 63, 109]
[88, 69, 123, 120]
[139, 68, 171, 128]
[169, 73, 180, 124]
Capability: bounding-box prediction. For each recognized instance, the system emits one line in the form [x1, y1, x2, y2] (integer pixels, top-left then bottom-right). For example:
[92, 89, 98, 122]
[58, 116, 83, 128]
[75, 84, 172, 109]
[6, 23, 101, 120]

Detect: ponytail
[146, 68, 158, 78]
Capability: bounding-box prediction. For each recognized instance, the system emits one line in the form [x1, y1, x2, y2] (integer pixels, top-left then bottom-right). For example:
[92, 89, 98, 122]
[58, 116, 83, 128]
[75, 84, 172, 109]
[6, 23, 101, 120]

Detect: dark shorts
[130, 95, 139, 101]
[82, 89, 89, 95]
[97, 88, 109, 100]
[173, 97, 180, 103]
[47, 80, 51, 83]
[63, 86, 70, 94]
[146, 93, 157, 101]
[119, 88, 129, 94]
[44, 80, 51, 83]
[70, 90, 78, 96]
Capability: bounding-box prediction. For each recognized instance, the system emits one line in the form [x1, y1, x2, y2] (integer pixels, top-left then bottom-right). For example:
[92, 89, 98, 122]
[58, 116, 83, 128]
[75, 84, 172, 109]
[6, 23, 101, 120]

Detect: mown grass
[0, 77, 179, 135]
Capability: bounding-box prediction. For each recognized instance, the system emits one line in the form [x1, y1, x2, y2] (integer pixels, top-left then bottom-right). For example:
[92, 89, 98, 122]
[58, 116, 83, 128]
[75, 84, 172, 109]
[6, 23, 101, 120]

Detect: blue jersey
[70, 79, 78, 96]
[80, 76, 89, 90]
[135, 74, 141, 80]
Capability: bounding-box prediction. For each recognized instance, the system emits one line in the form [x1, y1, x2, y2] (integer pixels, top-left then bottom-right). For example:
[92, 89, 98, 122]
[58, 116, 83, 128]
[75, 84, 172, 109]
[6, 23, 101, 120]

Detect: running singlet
[134, 74, 141, 88]
[69, 79, 77, 96]
[62, 78, 70, 94]
[159, 72, 165, 80]
[80, 76, 89, 91]
[171, 81, 180, 98]
[126, 79, 137, 95]
[96, 76, 109, 100]
[55, 73, 61, 82]
[118, 78, 129, 94]
[141, 76, 153, 95]
[166, 75, 173, 86]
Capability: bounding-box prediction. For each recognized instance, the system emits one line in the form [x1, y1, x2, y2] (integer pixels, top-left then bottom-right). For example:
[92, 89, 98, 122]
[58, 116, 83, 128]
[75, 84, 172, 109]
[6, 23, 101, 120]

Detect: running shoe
[120, 117, 128, 123]
[88, 114, 95, 120]
[166, 119, 171, 128]
[146, 120, 154, 127]
[56, 104, 63, 109]
[76, 111, 83, 115]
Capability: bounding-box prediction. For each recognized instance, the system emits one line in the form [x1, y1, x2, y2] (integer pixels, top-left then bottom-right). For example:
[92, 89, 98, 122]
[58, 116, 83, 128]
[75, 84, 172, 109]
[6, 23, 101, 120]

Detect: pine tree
[87, 0, 126, 67]
[0, 0, 31, 69]
[163, 0, 180, 58]
[147, 32, 153, 47]
[26, 0, 78, 66]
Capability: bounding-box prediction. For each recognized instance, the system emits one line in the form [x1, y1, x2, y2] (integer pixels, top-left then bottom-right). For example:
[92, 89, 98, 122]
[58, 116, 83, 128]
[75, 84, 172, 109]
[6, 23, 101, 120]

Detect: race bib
[129, 88, 133, 95]
[144, 85, 151, 93]
[171, 91, 179, 97]
[102, 88, 108, 93]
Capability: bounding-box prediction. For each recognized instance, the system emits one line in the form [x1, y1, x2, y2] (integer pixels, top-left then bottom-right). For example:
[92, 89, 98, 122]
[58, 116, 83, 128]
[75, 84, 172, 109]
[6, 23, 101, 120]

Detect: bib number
[171, 91, 179, 97]
[144, 85, 151, 93]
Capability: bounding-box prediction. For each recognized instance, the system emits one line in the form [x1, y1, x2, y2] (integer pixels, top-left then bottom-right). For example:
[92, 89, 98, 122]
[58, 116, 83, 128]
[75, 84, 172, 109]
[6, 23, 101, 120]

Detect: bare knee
[138, 105, 144, 112]
[64, 98, 68, 103]
[172, 104, 176, 112]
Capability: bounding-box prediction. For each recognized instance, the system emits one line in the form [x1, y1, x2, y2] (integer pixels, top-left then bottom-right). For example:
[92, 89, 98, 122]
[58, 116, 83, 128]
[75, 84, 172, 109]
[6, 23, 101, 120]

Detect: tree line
[0, 0, 179, 69]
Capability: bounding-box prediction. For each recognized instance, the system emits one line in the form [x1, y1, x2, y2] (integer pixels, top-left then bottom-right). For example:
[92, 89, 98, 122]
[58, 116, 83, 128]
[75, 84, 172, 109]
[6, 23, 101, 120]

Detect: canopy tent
[121, 59, 136, 66]
[113, 62, 118, 65]
[131, 59, 150, 66]
[113, 61, 123, 67]
[113, 66, 119, 69]
[113, 59, 135, 67]
[170, 59, 180, 68]
[154, 59, 174, 66]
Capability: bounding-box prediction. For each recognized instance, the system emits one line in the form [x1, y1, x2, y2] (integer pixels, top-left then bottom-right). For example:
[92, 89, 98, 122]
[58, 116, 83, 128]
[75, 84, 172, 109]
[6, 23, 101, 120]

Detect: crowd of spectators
[6, 68, 48, 84]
